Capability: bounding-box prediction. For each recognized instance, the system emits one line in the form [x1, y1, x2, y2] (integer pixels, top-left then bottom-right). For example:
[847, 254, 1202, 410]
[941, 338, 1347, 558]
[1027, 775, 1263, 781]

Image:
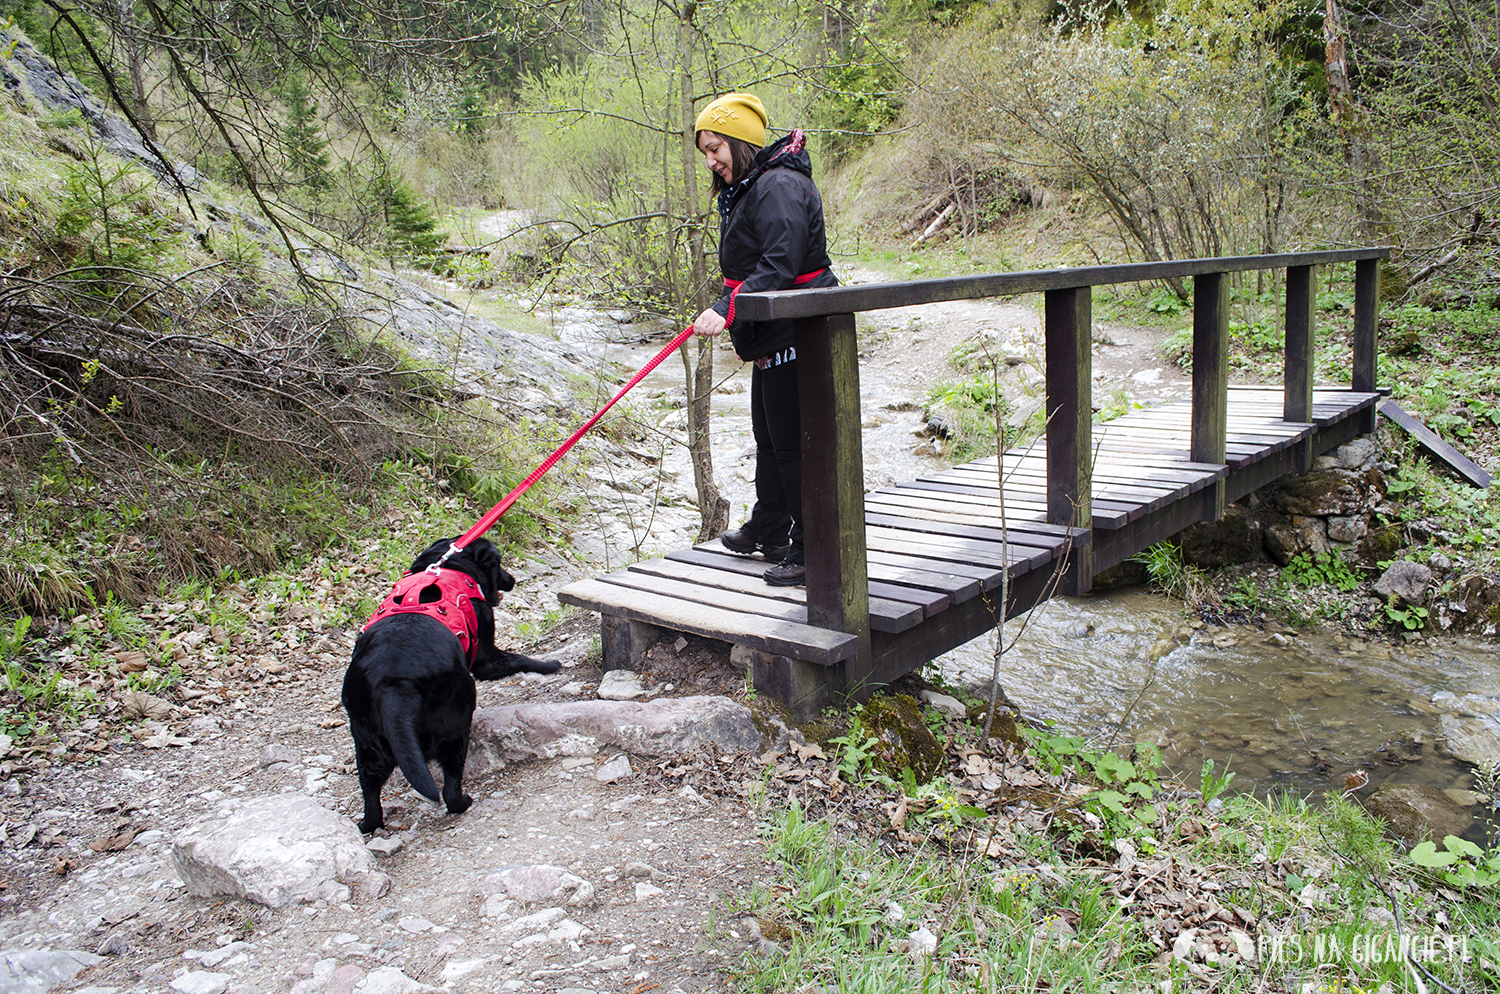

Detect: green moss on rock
[858, 694, 944, 784]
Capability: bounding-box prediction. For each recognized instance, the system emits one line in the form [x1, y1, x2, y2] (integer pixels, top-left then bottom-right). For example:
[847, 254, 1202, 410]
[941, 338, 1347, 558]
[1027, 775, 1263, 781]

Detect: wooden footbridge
[560, 249, 1389, 718]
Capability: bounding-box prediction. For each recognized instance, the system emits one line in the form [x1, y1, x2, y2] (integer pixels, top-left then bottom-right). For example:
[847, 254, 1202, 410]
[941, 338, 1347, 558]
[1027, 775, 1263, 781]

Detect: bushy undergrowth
[0, 455, 565, 750]
[730, 697, 1499, 992]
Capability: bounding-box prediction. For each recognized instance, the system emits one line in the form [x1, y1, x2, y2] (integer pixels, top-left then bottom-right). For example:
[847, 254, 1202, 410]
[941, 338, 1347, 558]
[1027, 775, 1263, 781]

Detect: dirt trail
[0, 278, 1184, 994]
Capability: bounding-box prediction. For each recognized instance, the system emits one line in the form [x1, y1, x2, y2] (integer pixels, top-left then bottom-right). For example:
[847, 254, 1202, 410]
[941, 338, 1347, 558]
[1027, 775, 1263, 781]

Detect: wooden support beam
[795, 313, 874, 699]
[1380, 399, 1493, 488]
[1354, 258, 1380, 433]
[1284, 264, 1315, 426]
[1044, 285, 1093, 595]
[1192, 272, 1229, 521]
[1353, 258, 1379, 393]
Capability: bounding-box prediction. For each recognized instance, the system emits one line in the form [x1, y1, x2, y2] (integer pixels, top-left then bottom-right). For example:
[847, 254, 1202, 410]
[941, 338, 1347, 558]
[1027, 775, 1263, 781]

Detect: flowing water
[453, 251, 1497, 820]
[934, 593, 1498, 807]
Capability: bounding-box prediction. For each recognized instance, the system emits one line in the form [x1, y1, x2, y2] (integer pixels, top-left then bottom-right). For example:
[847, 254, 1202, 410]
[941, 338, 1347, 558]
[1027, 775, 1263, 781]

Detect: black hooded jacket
[710, 132, 838, 361]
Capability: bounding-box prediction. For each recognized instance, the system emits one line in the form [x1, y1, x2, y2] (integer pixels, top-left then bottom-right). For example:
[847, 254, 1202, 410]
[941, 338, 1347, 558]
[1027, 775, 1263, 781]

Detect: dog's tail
[383, 701, 441, 804]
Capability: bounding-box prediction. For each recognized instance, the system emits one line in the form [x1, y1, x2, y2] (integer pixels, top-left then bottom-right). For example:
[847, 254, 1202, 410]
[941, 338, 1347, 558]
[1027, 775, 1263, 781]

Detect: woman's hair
[703, 133, 760, 193]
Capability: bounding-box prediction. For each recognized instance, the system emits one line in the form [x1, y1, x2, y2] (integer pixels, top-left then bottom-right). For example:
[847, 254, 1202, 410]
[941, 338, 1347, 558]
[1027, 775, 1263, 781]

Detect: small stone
[260, 743, 300, 767]
[168, 972, 231, 994]
[96, 932, 130, 956]
[597, 671, 647, 701]
[398, 916, 435, 933]
[595, 755, 633, 783]
[367, 837, 402, 855]
[919, 691, 966, 720]
[634, 882, 664, 901]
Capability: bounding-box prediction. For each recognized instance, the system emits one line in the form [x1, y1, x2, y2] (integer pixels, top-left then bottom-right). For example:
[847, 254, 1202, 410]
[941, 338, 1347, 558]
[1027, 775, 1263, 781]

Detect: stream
[433, 238, 1497, 822]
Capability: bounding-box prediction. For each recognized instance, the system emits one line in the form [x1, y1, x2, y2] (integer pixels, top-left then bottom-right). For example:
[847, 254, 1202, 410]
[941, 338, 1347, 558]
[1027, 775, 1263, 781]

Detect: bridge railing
[732, 247, 1391, 700]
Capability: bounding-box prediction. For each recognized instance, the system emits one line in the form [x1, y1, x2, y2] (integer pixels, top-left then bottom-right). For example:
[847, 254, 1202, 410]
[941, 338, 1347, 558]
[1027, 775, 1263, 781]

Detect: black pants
[745, 349, 801, 560]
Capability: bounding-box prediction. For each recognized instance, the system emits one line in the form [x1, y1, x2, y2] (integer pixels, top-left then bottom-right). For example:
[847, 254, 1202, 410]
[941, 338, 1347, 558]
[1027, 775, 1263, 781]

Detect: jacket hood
[747, 129, 813, 182]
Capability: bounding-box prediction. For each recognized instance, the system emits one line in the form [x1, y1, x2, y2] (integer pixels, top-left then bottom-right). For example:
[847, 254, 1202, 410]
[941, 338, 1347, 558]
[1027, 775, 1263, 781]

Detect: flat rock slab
[172, 794, 391, 908]
[1, 949, 102, 994]
[465, 695, 762, 776]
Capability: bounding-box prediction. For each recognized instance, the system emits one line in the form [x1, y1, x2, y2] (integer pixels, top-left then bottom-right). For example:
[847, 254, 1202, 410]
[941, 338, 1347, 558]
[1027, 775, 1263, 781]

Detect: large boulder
[1366, 783, 1476, 847]
[0, 28, 199, 187]
[1262, 467, 1381, 517]
[172, 794, 391, 908]
[465, 695, 762, 776]
[1179, 503, 1264, 568]
[1262, 512, 1329, 566]
[1373, 561, 1433, 607]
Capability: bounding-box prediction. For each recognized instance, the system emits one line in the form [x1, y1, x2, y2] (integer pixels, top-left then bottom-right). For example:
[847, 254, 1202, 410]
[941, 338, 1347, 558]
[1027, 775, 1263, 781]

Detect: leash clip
[429, 541, 462, 574]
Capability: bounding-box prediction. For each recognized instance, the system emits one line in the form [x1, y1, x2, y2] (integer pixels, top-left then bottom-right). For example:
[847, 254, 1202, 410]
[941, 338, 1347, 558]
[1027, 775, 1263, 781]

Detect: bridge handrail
[732, 248, 1392, 322]
[732, 245, 1390, 709]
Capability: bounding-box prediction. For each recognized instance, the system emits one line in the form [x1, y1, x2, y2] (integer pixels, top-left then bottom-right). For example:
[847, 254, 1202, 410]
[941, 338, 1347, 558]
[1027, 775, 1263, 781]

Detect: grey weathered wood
[1045, 285, 1093, 595]
[795, 312, 873, 696]
[1192, 272, 1230, 520]
[1354, 258, 1381, 433]
[732, 248, 1392, 322]
[1379, 399, 1493, 488]
[1353, 258, 1380, 394]
[1284, 264, 1316, 424]
[576, 250, 1388, 716]
[558, 578, 859, 665]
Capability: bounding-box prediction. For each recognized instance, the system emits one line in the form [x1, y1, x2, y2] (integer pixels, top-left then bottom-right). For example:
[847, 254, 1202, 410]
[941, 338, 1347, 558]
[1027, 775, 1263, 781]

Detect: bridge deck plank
[559, 388, 1376, 673]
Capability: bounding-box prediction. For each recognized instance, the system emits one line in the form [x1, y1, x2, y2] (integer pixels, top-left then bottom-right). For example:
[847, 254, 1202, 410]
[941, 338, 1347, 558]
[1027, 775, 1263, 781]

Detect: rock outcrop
[465, 695, 763, 776]
[172, 794, 392, 908]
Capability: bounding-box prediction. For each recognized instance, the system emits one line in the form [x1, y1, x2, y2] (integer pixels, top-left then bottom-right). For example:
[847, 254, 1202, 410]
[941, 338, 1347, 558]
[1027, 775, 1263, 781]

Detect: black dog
[342, 537, 560, 833]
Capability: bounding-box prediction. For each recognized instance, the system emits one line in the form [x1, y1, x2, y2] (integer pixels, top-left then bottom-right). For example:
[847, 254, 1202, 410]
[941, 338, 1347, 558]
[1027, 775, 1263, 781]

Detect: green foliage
[1026, 727, 1164, 841]
[376, 170, 445, 256]
[830, 719, 888, 787]
[1199, 758, 1236, 804]
[1146, 289, 1187, 315]
[281, 74, 333, 192]
[55, 138, 179, 274]
[1383, 599, 1429, 631]
[453, 84, 487, 140]
[813, 52, 907, 160]
[1129, 541, 1210, 606]
[1410, 836, 1500, 888]
[924, 373, 1027, 461]
[0, 615, 33, 664]
[1279, 550, 1359, 592]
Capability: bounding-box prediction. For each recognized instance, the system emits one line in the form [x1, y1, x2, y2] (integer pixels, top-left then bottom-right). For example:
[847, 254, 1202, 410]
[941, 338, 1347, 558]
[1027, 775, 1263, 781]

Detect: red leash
[433, 264, 828, 569]
[434, 323, 697, 569]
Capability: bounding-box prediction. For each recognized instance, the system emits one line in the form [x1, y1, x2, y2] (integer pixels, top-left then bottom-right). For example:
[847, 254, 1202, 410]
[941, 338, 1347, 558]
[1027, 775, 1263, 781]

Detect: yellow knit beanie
[694, 93, 767, 148]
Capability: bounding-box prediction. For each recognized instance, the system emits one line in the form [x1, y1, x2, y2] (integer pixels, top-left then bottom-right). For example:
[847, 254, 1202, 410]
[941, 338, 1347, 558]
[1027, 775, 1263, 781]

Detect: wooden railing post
[1284, 264, 1316, 471]
[1284, 265, 1315, 424]
[1192, 272, 1229, 520]
[1353, 257, 1380, 433]
[794, 313, 872, 699]
[1044, 286, 1092, 595]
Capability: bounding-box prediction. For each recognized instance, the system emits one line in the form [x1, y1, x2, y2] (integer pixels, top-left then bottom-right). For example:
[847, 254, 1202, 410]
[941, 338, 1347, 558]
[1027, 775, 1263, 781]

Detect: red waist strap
[723, 268, 827, 327]
[361, 568, 482, 666]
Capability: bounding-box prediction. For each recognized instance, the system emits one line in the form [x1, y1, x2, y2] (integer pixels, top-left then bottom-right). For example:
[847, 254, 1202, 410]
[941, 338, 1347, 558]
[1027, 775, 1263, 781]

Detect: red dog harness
[361, 569, 482, 666]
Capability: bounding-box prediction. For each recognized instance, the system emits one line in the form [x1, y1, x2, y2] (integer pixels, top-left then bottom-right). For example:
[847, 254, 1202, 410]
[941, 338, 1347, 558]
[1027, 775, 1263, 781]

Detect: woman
[691, 93, 839, 587]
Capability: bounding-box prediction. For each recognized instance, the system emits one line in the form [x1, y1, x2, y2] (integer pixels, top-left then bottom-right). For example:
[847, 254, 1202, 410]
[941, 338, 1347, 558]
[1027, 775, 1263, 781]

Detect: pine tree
[376, 172, 445, 256]
[282, 75, 332, 192]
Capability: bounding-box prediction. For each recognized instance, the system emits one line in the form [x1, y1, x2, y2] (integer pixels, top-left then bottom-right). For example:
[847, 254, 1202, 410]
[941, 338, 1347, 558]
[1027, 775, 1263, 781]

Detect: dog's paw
[356, 816, 383, 834]
[447, 793, 473, 816]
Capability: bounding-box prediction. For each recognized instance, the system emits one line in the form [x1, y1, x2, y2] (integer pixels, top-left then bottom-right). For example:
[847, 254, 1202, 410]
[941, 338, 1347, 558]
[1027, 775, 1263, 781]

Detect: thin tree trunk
[675, 2, 728, 541]
[1325, 0, 1377, 242]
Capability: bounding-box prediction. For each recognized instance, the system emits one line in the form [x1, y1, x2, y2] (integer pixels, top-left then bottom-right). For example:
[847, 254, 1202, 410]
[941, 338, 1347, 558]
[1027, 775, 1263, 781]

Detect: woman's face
[697, 131, 735, 185]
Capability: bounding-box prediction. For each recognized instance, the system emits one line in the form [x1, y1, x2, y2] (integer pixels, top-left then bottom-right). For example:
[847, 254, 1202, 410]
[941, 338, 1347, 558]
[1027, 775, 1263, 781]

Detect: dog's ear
[469, 539, 513, 602]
